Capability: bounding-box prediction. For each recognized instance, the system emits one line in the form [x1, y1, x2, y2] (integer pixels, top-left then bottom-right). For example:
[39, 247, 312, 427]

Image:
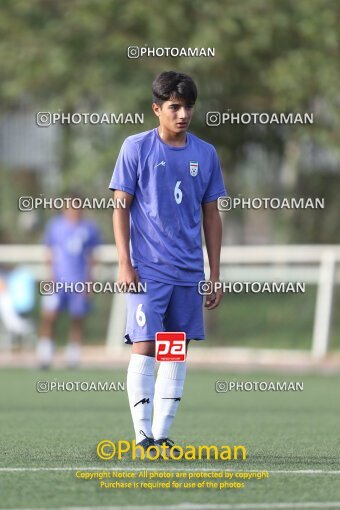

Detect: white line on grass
[1, 467, 340, 474]
[3, 502, 340, 509]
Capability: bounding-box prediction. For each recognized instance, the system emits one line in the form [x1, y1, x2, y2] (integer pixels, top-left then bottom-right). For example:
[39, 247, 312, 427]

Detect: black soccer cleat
[154, 437, 182, 458]
[135, 430, 158, 459]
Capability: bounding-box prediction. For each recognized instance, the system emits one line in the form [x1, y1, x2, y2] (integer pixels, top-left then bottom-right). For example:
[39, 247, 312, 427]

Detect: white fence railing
[0, 245, 339, 359]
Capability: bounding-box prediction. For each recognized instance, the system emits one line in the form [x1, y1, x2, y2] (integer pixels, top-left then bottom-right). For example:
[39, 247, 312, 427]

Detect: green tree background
[0, 0, 339, 243]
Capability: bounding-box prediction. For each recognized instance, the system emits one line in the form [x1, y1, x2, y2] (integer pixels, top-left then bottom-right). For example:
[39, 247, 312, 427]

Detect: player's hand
[204, 279, 223, 310]
[117, 263, 140, 292]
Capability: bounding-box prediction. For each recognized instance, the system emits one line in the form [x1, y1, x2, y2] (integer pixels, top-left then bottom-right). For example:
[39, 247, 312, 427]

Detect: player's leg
[127, 340, 155, 450]
[132, 341, 155, 356]
[152, 285, 204, 446]
[65, 293, 89, 368]
[125, 281, 171, 446]
[152, 341, 189, 446]
[66, 317, 84, 368]
[36, 293, 61, 368]
[37, 311, 58, 368]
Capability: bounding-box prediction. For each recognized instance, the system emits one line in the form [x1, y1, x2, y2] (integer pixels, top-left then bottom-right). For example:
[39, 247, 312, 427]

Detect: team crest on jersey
[190, 161, 199, 176]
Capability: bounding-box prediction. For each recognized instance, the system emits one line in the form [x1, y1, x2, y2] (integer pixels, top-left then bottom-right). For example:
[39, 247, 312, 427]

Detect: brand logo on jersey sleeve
[190, 161, 199, 176]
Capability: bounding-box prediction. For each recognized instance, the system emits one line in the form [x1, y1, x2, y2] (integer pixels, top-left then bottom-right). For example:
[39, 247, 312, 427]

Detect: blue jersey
[44, 215, 102, 283]
[109, 128, 226, 285]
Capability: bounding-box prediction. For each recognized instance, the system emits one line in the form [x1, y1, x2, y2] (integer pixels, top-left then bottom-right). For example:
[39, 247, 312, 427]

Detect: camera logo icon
[206, 111, 221, 127]
[217, 196, 232, 212]
[40, 281, 55, 295]
[19, 196, 34, 211]
[36, 381, 49, 393]
[198, 281, 213, 295]
[127, 46, 139, 59]
[215, 381, 228, 393]
[36, 112, 51, 127]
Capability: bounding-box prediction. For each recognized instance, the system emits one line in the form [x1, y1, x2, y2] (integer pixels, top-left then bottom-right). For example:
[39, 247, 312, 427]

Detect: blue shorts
[41, 290, 90, 318]
[124, 280, 205, 344]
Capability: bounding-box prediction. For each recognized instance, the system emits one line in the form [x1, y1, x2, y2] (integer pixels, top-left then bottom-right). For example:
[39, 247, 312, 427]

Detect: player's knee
[42, 312, 58, 325]
[132, 341, 155, 357]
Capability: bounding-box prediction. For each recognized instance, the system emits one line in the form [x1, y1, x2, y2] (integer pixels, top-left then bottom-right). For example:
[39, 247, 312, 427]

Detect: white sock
[36, 337, 54, 368]
[152, 362, 187, 440]
[127, 354, 155, 443]
[65, 342, 81, 368]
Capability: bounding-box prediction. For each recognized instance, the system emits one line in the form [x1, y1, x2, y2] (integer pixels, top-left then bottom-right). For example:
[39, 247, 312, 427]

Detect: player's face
[152, 96, 194, 135]
[64, 206, 82, 222]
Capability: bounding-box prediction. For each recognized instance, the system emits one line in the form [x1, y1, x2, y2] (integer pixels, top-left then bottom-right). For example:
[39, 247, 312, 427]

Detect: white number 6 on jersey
[174, 180, 183, 204]
[136, 303, 146, 327]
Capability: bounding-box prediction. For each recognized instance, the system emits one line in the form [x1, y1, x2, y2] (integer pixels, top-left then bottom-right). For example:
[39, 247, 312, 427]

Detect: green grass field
[1, 368, 340, 509]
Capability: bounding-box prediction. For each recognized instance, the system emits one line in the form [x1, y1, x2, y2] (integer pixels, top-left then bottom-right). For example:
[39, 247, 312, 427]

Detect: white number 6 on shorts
[136, 303, 146, 327]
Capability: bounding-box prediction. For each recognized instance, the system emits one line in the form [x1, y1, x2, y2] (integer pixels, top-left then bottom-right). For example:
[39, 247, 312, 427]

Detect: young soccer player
[37, 195, 102, 368]
[109, 71, 226, 453]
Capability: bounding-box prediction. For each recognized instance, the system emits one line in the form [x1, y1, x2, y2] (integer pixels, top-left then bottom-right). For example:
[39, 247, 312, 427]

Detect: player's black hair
[152, 71, 197, 106]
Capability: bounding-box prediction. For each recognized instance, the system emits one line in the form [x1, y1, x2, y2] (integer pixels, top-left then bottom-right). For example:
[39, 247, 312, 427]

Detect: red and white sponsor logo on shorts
[155, 332, 186, 362]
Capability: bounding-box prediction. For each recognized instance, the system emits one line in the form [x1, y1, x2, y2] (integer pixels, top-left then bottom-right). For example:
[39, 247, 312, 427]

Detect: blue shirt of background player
[43, 215, 102, 283]
[109, 128, 226, 285]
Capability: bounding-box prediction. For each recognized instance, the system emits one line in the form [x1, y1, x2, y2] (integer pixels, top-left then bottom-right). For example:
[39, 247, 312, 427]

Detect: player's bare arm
[112, 189, 140, 286]
[202, 200, 223, 310]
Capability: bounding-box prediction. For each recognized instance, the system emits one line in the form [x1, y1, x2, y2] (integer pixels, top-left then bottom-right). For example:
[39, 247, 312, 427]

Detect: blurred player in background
[110, 71, 226, 454]
[36, 193, 102, 368]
